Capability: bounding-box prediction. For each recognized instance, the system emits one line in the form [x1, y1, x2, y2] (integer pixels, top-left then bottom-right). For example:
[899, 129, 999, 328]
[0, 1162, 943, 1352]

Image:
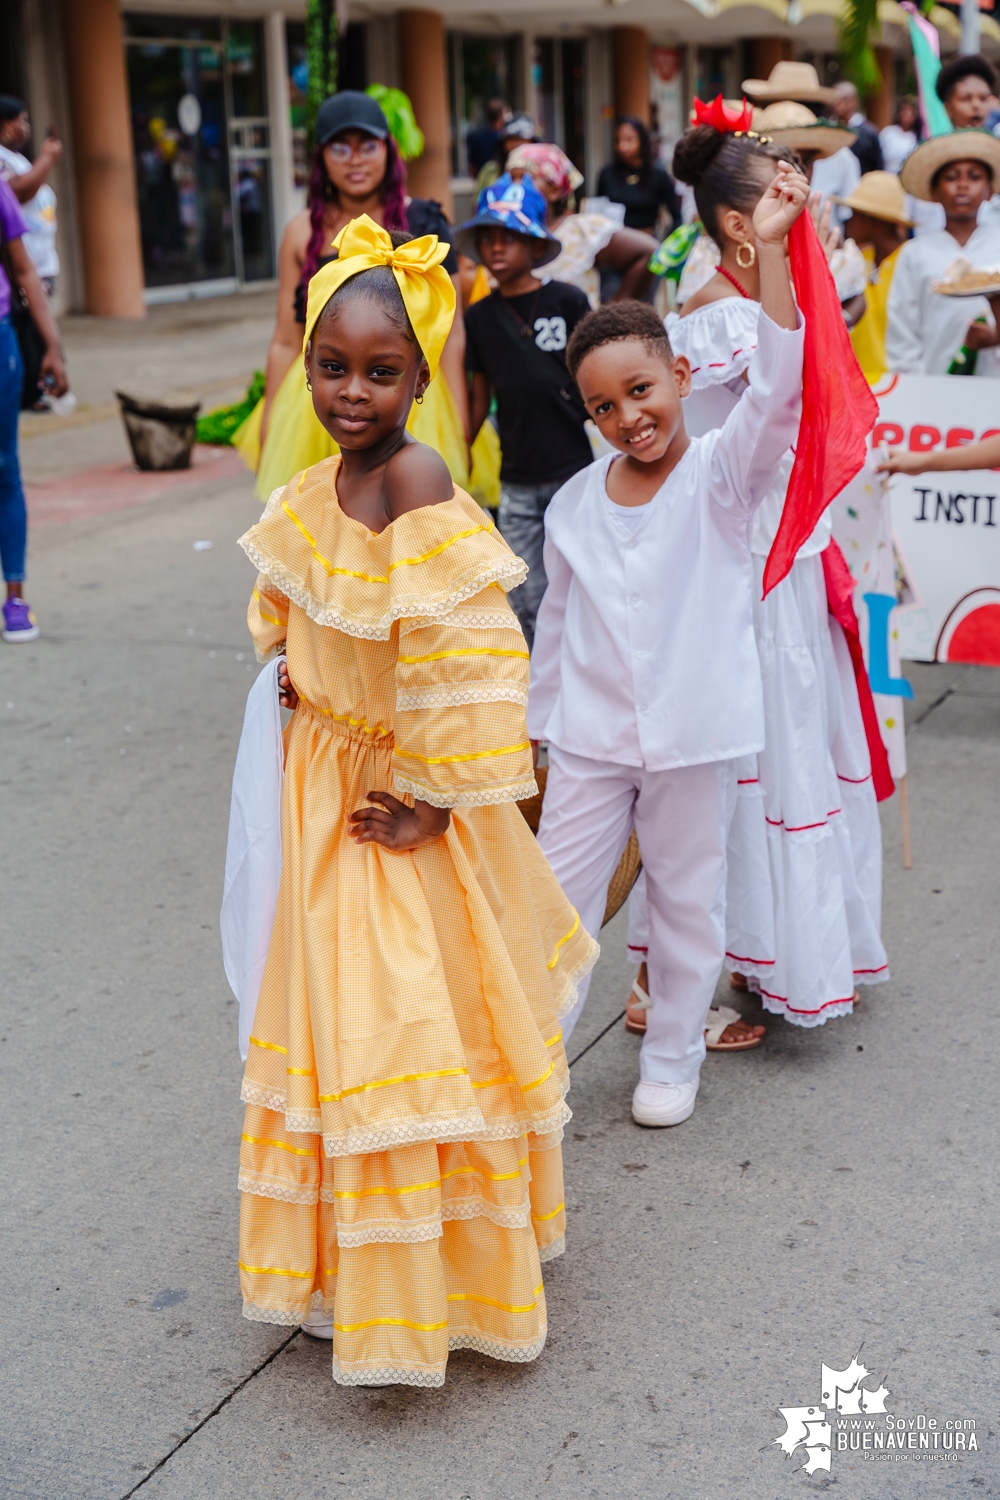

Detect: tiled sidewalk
[25, 445, 248, 527]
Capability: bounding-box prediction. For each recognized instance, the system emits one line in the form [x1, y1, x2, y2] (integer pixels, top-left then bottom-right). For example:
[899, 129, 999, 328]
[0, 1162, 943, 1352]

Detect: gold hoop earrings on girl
[736, 241, 756, 269]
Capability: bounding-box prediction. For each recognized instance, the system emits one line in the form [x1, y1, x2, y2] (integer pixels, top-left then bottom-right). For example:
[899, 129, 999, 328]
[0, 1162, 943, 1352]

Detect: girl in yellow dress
[234, 89, 501, 507]
[236, 216, 596, 1388]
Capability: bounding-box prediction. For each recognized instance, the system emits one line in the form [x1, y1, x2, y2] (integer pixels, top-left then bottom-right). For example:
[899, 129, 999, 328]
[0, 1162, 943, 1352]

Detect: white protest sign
[870, 374, 1000, 665]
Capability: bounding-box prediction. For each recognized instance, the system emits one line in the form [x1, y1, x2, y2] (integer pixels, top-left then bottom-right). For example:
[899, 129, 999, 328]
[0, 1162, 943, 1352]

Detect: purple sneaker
[2, 597, 40, 643]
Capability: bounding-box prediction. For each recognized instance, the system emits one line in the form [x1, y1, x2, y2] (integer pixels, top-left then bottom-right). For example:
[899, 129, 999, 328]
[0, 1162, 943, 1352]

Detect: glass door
[124, 14, 275, 292]
[225, 22, 274, 284]
[125, 18, 235, 289]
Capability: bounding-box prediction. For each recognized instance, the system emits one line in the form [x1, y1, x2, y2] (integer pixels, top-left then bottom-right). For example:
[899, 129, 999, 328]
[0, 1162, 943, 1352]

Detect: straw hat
[832, 170, 914, 226]
[899, 128, 1000, 202]
[754, 101, 857, 159]
[741, 60, 835, 106]
[517, 767, 642, 926]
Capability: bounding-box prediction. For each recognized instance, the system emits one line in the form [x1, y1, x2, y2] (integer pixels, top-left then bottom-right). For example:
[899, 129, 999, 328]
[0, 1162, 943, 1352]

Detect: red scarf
[822, 539, 895, 802]
[762, 214, 878, 597]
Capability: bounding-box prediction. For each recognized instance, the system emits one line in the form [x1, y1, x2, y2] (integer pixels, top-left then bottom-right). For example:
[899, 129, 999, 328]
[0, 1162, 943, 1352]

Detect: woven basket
[517, 766, 642, 927]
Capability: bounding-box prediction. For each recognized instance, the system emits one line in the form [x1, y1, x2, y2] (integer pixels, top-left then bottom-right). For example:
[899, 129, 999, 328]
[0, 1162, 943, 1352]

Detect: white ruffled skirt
[627, 552, 888, 1027]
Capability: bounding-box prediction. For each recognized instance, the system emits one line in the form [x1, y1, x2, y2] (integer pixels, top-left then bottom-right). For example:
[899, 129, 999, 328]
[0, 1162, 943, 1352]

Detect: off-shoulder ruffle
[666, 299, 760, 390]
[239, 457, 527, 640]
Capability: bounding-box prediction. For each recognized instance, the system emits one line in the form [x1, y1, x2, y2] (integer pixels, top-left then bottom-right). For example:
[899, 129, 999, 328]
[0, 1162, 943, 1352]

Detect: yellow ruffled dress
[237, 456, 597, 1388]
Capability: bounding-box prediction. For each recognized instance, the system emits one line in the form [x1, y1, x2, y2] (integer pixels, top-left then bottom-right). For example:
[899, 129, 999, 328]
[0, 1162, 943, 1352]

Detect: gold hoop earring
[415, 391, 424, 405]
[736, 241, 756, 269]
[305, 377, 312, 391]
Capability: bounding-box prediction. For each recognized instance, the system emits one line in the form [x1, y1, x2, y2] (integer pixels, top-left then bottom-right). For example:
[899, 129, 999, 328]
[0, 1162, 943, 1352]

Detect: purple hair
[300, 135, 409, 295]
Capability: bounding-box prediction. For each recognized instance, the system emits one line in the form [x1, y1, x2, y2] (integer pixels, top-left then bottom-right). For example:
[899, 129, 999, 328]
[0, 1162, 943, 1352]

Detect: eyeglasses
[326, 138, 384, 162]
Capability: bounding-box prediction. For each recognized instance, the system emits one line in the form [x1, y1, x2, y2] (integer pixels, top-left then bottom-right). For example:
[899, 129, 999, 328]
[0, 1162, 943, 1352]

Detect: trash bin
[115, 391, 201, 471]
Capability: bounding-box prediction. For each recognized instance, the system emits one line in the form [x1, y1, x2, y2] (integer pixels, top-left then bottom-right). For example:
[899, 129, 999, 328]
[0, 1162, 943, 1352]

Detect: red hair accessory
[692, 95, 755, 134]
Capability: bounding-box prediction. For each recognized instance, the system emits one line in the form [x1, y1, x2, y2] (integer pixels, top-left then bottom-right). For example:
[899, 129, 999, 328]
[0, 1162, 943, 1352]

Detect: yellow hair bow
[303, 214, 456, 379]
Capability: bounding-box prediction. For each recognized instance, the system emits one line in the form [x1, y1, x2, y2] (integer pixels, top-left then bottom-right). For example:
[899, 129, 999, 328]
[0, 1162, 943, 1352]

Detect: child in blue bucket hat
[458, 175, 593, 647]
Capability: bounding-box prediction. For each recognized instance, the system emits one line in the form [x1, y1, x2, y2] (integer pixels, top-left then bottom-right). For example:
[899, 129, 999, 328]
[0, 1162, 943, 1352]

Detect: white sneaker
[300, 1308, 334, 1339]
[631, 1077, 699, 1128]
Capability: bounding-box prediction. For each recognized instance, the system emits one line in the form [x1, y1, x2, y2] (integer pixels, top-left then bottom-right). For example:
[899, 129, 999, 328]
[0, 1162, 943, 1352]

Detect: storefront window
[533, 39, 586, 188]
[448, 35, 521, 178]
[124, 14, 274, 291]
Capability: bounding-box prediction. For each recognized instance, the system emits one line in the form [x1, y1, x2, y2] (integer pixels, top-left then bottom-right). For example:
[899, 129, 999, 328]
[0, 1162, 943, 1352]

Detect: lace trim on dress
[239, 534, 527, 643]
[551, 938, 601, 1022]
[240, 1078, 294, 1117]
[394, 682, 529, 711]
[336, 1218, 443, 1248]
[398, 606, 519, 634]
[391, 771, 538, 809]
[331, 1357, 446, 1388]
[253, 639, 286, 665]
[242, 1300, 310, 1327]
[441, 1198, 531, 1230]
[322, 1099, 572, 1158]
[528, 1126, 564, 1153]
[538, 1235, 566, 1263]
[238, 1169, 318, 1206]
[447, 1326, 548, 1363]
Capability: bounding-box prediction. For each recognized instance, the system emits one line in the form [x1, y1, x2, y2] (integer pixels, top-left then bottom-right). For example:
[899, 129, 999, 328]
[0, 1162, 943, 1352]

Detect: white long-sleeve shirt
[885, 225, 1000, 376]
[527, 310, 804, 771]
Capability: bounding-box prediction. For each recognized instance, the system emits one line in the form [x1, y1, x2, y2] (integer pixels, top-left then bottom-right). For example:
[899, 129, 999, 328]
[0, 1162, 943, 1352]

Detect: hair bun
[672, 125, 727, 188]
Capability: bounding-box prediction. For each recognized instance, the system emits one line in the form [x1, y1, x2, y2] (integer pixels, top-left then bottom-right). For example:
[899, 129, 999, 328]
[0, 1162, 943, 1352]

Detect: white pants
[538, 745, 737, 1085]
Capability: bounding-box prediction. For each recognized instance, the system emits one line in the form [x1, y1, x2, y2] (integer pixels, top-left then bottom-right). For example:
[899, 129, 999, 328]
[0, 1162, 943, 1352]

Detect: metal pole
[961, 0, 981, 55]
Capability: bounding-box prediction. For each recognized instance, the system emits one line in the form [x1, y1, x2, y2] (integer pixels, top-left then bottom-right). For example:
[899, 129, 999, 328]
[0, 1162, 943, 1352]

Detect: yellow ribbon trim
[250, 1035, 288, 1056]
[299, 695, 391, 738]
[333, 1178, 439, 1200]
[287, 1066, 316, 1077]
[441, 1154, 528, 1184]
[470, 1074, 513, 1090]
[334, 1316, 449, 1333]
[282, 500, 388, 583]
[387, 526, 490, 574]
[544, 1030, 563, 1048]
[239, 1261, 312, 1280]
[252, 586, 285, 628]
[547, 912, 581, 971]
[446, 1282, 544, 1314]
[394, 740, 530, 766]
[318, 1065, 468, 1104]
[241, 1133, 315, 1158]
[532, 1201, 566, 1223]
[521, 1061, 554, 1093]
[397, 647, 529, 664]
[281, 501, 489, 590]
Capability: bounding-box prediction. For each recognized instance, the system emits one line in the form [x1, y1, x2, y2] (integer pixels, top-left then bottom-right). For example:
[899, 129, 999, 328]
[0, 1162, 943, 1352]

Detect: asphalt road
[2, 474, 998, 1499]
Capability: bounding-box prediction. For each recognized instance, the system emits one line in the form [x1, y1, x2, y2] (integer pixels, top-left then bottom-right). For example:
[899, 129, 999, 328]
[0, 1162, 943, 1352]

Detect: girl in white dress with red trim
[626, 116, 889, 1041]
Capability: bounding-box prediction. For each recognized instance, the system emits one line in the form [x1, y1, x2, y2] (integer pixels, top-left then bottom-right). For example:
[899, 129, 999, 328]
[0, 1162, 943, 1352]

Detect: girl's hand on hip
[277, 658, 299, 710]
[349, 792, 451, 850]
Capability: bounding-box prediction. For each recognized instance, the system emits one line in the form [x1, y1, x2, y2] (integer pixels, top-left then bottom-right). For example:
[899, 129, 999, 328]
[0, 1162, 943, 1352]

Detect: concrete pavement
[2, 472, 999, 1498]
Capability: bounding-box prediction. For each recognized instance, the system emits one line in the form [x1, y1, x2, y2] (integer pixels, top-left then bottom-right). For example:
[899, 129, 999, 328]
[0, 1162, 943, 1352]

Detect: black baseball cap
[316, 91, 389, 145]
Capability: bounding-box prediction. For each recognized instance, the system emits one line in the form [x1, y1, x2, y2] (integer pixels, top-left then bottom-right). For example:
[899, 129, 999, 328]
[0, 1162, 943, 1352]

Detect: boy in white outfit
[528, 160, 809, 1128]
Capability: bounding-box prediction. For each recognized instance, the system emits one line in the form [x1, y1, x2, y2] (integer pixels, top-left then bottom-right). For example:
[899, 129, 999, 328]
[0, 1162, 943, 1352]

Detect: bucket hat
[900, 128, 1000, 201]
[454, 173, 563, 265]
[741, 60, 835, 106]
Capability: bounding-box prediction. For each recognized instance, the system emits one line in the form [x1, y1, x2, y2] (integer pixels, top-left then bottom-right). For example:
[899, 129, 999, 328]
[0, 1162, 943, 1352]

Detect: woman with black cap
[241, 91, 469, 498]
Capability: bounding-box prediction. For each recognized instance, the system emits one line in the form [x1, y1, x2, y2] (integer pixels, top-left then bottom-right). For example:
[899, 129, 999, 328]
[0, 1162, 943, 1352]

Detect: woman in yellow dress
[235, 90, 499, 505]
[236, 216, 596, 1388]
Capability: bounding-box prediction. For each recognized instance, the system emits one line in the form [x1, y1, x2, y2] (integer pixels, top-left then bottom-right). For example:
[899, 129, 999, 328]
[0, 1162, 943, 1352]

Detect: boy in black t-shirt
[457, 174, 592, 646]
